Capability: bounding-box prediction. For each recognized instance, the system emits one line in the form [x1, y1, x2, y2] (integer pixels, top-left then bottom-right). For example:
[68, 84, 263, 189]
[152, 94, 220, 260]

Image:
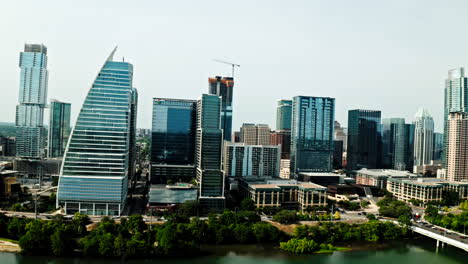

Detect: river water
[0, 238, 466, 264]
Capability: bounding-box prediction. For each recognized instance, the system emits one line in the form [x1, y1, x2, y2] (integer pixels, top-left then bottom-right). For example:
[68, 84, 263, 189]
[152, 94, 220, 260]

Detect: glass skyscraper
[15, 44, 48, 158]
[150, 98, 197, 184]
[290, 96, 335, 174]
[347, 109, 382, 171]
[208, 76, 234, 141]
[382, 118, 414, 171]
[48, 100, 71, 158]
[196, 94, 225, 212]
[276, 99, 292, 130]
[444, 68, 468, 167]
[57, 48, 137, 216]
[413, 108, 434, 170]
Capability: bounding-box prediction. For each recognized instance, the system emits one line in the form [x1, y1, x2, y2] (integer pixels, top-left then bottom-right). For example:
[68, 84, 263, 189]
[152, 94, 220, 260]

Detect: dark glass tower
[382, 118, 414, 171]
[208, 76, 234, 141]
[346, 109, 382, 171]
[196, 94, 225, 212]
[150, 98, 197, 184]
[48, 100, 71, 158]
[290, 96, 335, 174]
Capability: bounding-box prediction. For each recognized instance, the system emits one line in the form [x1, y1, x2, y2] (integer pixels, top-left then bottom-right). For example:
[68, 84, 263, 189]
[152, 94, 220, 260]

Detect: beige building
[446, 112, 468, 181]
[280, 159, 291, 179]
[387, 177, 468, 204]
[240, 179, 327, 210]
[240, 123, 271, 145]
[355, 168, 417, 189]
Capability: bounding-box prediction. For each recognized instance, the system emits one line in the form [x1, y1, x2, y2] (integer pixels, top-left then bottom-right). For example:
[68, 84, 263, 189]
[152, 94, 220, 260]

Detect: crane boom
[213, 59, 240, 78]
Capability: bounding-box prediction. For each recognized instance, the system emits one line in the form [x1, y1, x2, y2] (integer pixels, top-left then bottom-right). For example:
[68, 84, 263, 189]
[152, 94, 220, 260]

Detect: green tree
[240, 198, 256, 211]
[273, 210, 298, 224]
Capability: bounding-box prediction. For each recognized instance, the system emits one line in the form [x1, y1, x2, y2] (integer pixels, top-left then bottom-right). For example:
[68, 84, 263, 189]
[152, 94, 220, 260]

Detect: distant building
[232, 131, 241, 143]
[150, 98, 197, 184]
[48, 100, 71, 158]
[147, 183, 198, 211]
[239, 178, 327, 210]
[240, 123, 270, 145]
[446, 112, 468, 181]
[276, 99, 292, 131]
[333, 140, 343, 169]
[355, 168, 417, 189]
[298, 172, 347, 186]
[444, 68, 468, 167]
[279, 159, 290, 179]
[0, 136, 16, 157]
[208, 76, 234, 142]
[433, 132, 444, 162]
[223, 143, 280, 178]
[15, 44, 48, 158]
[387, 177, 468, 204]
[413, 109, 434, 171]
[334, 121, 347, 152]
[290, 96, 335, 174]
[195, 94, 225, 212]
[382, 118, 414, 171]
[270, 130, 291, 159]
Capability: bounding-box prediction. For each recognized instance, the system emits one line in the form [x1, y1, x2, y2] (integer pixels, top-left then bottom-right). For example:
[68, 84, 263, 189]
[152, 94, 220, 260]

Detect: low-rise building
[355, 168, 417, 189]
[147, 183, 198, 211]
[239, 179, 327, 210]
[387, 177, 468, 204]
[298, 172, 347, 186]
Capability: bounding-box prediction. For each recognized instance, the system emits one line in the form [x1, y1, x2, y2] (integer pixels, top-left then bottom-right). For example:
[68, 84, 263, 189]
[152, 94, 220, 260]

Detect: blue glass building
[15, 44, 48, 158]
[276, 99, 292, 131]
[290, 96, 335, 174]
[57, 48, 137, 216]
[150, 98, 197, 184]
[48, 100, 71, 158]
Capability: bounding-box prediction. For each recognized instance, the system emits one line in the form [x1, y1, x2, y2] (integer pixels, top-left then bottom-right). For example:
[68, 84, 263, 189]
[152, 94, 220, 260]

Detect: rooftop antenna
[213, 59, 240, 78]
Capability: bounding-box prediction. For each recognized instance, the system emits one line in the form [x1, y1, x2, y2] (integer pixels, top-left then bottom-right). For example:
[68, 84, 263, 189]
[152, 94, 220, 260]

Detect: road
[412, 221, 468, 245]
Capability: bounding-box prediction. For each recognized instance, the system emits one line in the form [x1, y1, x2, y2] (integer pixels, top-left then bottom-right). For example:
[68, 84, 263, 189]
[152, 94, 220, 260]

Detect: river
[0, 238, 466, 264]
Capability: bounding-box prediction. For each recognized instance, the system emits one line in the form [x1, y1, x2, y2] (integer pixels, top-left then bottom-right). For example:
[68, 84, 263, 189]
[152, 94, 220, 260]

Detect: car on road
[460, 236, 467, 239]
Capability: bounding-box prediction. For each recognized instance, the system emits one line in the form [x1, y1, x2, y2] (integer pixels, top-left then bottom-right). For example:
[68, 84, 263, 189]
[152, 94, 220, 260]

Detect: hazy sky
[2, 0, 467, 132]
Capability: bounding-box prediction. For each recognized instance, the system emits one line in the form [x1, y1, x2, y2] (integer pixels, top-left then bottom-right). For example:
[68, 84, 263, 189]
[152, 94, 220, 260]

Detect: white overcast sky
[1, 0, 467, 132]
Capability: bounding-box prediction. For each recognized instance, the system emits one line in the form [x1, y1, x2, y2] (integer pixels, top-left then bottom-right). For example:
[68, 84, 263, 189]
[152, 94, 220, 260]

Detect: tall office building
[15, 44, 48, 158]
[270, 130, 291, 159]
[128, 89, 138, 187]
[433, 132, 444, 162]
[290, 96, 335, 174]
[208, 76, 234, 141]
[382, 118, 414, 171]
[333, 140, 344, 169]
[195, 94, 225, 212]
[57, 48, 137, 216]
[413, 108, 434, 171]
[444, 68, 468, 167]
[276, 99, 292, 130]
[240, 123, 271, 145]
[346, 109, 381, 171]
[446, 112, 468, 181]
[150, 98, 197, 184]
[223, 143, 281, 178]
[48, 100, 71, 158]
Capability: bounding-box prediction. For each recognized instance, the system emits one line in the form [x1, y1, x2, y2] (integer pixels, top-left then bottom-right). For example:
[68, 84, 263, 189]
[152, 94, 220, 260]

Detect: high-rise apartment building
[195, 94, 225, 212]
[446, 112, 468, 181]
[444, 68, 468, 167]
[346, 109, 382, 171]
[57, 48, 137, 216]
[413, 108, 434, 172]
[150, 98, 197, 184]
[208, 76, 234, 141]
[240, 123, 271, 145]
[223, 143, 281, 178]
[290, 96, 335, 174]
[276, 99, 292, 130]
[15, 44, 48, 158]
[48, 100, 71, 158]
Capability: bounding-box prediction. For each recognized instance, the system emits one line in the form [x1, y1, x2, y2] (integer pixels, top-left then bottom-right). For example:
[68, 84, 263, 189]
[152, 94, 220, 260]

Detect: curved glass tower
[57, 48, 137, 216]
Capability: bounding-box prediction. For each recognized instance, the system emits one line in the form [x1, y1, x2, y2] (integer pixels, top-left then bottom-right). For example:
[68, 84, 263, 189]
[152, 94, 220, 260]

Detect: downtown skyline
[2, 1, 466, 132]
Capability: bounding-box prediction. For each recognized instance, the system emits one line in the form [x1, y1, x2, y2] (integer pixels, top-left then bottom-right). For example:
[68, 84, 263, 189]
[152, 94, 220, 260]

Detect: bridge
[410, 224, 468, 252]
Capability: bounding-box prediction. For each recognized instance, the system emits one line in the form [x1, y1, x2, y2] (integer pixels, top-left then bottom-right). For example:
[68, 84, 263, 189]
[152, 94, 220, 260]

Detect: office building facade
[446, 112, 468, 181]
[433, 132, 444, 162]
[48, 100, 71, 158]
[240, 123, 271, 145]
[57, 48, 137, 216]
[270, 130, 291, 159]
[195, 94, 225, 212]
[290, 96, 335, 174]
[223, 143, 281, 178]
[208, 76, 234, 141]
[413, 108, 434, 171]
[346, 109, 381, 171]
[15, 44, 48, 158]
[150, 98, 197, 184]
[382, 118, 414, 171]
[276, 99, 292, 130]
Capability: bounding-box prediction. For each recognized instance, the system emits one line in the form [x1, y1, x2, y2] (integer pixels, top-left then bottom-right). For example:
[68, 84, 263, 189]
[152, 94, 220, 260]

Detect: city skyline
[3, 1, 466, 132]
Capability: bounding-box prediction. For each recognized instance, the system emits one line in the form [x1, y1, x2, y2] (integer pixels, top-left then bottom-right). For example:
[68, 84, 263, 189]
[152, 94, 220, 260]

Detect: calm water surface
[0, 239, 466, 264]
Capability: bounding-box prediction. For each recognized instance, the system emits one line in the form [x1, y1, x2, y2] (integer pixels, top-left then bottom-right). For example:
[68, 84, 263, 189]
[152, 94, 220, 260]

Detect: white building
[413, 108, 434, 172]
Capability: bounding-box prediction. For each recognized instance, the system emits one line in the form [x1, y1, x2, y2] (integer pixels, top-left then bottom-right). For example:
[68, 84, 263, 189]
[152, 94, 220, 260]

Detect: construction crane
[213, 59, 240, 78]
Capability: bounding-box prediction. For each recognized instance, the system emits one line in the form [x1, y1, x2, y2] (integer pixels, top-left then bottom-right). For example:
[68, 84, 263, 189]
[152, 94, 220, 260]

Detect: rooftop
[356, 168, 417, 177]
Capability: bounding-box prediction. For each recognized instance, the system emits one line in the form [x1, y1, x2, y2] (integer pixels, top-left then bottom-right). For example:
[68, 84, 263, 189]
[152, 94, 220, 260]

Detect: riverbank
[0, 239, 20, 253]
